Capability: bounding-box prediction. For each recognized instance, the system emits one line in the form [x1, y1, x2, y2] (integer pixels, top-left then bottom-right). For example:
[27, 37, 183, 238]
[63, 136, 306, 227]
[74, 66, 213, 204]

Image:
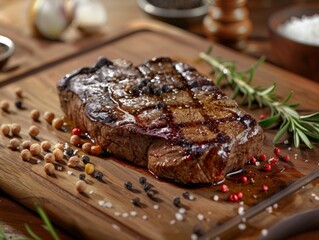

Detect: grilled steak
[57, 57, 263, 184]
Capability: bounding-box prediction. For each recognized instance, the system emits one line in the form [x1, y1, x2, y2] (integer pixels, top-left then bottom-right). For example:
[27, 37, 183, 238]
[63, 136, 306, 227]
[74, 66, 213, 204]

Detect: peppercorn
[30, 109, 40, 121]
[91, 145, 102, 156]
[274, 147, 281, 156]
[263, 163, 272, 172]
[11, 123, 21, 136]
[14, 87, 23, 98]
[283, 155, 290, 162]
[124, 181, 133, 190]
[229, 194, 239, 202]
[21, 140, 32, 149]
[20, 149, 32, 161]
[193, 226, 205, 237]
[82, 155, 90, 164]
[68, 156, 80, 167]
[15, 100, 23, 109]
[259, 153, 267, 161]
[8, 138, 20, 150]
[156, 101, 165, 109]
[44, 153, 55, 163]
[40, 141, 51, 152]
[0, 100, 10, 111]
[173, 197, 181, 207]
[139, 176, 146, 185]
[43, 111, 55, 124]
[75, 180, 86, 193]
[72, 127, 81, 135]
[143, 182, 151, 192]
[182, 191, 190, 200]
[44, 163, 55, 175]
[52, 118, 64, 129]
[221, 184, 229, 193]
[28, 125, 40, 138]
[30, 143, 41, 156]
[146, 190, 155, 199]
[259, 114, 267, 120]
[53, 148, 64, 161]
[65, 148, 74, 157]
[262, 185, 269, 192]
[241, 176, 248, 183]
[93, 171, 104, 181]
[70, 135, 81, 146]
[54, 143, 64, 151]
[131, 197, 140, 206]
[269, 156, 279, 165]
[1, 124, 10, 136]
[84, 163, 95, 175]
[250, 157, 257, 164]
[237, 192, 244, 200]
[79, 173, 86, 180]
[82, 142, 92, 153]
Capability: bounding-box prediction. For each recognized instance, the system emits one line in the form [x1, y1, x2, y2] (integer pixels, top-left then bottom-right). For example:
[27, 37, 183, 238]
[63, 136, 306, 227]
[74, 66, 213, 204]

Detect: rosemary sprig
[200, 48, 319, 149]
[0, 204, 60, 240]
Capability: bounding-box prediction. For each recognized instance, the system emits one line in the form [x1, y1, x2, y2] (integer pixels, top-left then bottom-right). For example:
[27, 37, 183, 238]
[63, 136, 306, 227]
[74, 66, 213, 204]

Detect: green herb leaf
[259, 114, 281, 128]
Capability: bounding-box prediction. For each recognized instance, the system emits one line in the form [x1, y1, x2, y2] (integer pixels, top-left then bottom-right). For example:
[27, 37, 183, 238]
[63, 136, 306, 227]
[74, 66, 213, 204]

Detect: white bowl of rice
[268, 4, 319, 82]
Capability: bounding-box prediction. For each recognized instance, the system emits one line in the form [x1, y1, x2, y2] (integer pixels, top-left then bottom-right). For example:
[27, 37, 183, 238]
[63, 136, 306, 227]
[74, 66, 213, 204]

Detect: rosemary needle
[200, 48, 319, 149]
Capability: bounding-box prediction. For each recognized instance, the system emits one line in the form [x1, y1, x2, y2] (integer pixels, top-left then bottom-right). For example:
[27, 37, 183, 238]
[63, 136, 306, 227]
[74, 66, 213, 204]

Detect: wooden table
[0, 1, 318, 239]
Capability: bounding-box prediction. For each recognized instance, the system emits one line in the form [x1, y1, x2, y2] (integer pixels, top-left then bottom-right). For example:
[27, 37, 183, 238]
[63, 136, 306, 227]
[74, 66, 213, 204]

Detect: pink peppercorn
[237, 192, 243, 200]
[268, 156, 279, 165]
[72, 127, 81, 135]
[283, 155, 290, 162]
[259, 114, 267, 120]
[274, 147, 281, 155]
[241, 176, 248, 183]
[263, 163, 272, 172]
[262, 185, 269, 192]
[250, 157, 257, 164]
[221, 184, 229, 193]
[259, 153, 267, 161]
[229, 194, 239, 202]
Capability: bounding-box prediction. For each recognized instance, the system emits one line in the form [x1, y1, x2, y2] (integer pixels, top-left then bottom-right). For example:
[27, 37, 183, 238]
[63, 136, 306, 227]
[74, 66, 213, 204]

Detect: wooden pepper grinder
[203, 0, 252, 50]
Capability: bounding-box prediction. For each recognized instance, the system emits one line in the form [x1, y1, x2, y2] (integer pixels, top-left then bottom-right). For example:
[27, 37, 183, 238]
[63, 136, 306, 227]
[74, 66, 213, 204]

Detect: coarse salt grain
[261, 229, 268, 237]
[112, 224, 120, 231]
[238, 223, 246, 231]
[189, 195, 195, 201]
[284, 140, 289, 145]
[255, 161, 260, 166]
[179, 208, 186, 214]
[67, 171, 73, 175]
[104, 202, 113, 208]
[197, 213, 204, 221]
[279, 14, 319, 46]
[315, 196, 319, 201]
[242, 217, 246, 223]
[288, 147, 292, 151]
[153, 204, 159, 210]
[311, 193, 316, 197]
[175, 212, 184, 221]
[170, 220, 176, 225]
[130, 211, 138, 217]
[238, 206, 245, 215]
[273, 203, 278, 209]
[213, 195, 219, 201]
[142, 215, 148, 220]
[57, 166, 63, 171]
[191, 234, 198, 240]
[98, 200, 105, 207]
[266, 206, 273, 213]
[114, 212, 121, 216]
[37, 160, 41, 164]
[89, 190, 94, 195]
[122, 212, 129, 218]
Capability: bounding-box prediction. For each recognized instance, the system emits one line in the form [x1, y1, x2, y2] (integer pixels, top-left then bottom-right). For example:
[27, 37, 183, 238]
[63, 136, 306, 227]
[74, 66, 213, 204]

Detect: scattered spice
[146, 190, 155, 198]
[52, 117, 64, 129]
[139, 176, 146, 185]
[0, 100, 10, 111]
[54, 143, 64, 151]
[262, 185, 269, 192]
[53, 148, 64, 161]
[8, 138, 20, 150]
[237, 192, 243, 200]
[1, 124, 10, 136]
[93, 171, 104, 181]
[44, 163, 55, 175]
[221, 184, 229, 193]
[259, 153, 267, 161]
[268, 156, 279, 165]
[173, 197, 181, 207]
[44, 153, 55, 163]
[84, 163, 95, 175]
[124, 181, 132, 190]
[30, 143, 42, 156]
[72, 127, 81, 135]
[41, 141, 51, 151]
[82, 155, 90, 164]
[30, 109, 40, 121]
[263, 163, 272, 172]
[283, 155, 290, 162]
[68, 156, 80, 167]
[91, 145, 102, 155]
[28, 125, 40, 138]
[82, 142, 92, 153]
[79, 173, 86, 180]
[20, 149, 32, 161]
[43, 111, 55, 124]
[11, 123, 21, 136]
[197, 214, 204, 221]
[213, 195, 219, 201]
[70, 135, 81, 146]
[14, 87, 23, 98]
[241, 176, 248, 183]
[65, 148, 74, 157]
[131, 197, 141, 206]
[21, 140, 32, 149]
[142, 182, 151, 192]
[274, 147, 281, 155]
[229, 194, 239, 202]
[15, 100, 23, 109]
[75, 180, 86, 193]
[175, 212, 184, 221]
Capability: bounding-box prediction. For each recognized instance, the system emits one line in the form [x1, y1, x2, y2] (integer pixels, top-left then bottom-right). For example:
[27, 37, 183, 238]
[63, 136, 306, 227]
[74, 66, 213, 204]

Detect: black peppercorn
[156, 102, 165, 109]
[193, 226, 205, 237]
[182, 191, 190, 199]
[131, 197, 140, 206]
[146, 190, 155, 199]
[79, 173, 86, 180]
[143, 182, 151, 192]
[124, 181, 132, 190]
[94, 171, 104, 181]
[65, 149, 74, 157]
[139, 176, 146, 185]
[82, 155, 90, 164]
[15, 100, 23, 109]
[173, 196, 181, 207]
[162, 84, 170, 93]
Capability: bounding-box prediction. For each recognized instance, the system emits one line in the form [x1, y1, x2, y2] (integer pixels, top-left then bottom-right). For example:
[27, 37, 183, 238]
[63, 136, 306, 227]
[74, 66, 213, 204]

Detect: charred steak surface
[57, 57, 263, 184]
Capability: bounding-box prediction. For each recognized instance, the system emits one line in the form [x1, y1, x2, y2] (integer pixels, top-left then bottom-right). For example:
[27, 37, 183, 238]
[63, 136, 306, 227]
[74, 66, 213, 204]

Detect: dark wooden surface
[0, 1, 318, 239]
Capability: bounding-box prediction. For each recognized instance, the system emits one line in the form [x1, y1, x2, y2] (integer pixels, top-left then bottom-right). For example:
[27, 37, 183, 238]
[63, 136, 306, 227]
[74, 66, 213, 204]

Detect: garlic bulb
[73, 0, 107, 34]
[29, 0, 74, 40]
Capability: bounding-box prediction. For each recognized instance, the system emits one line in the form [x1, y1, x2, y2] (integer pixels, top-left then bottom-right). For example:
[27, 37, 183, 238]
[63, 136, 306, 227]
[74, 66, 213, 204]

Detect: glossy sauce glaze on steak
[57, 57, 264, 184]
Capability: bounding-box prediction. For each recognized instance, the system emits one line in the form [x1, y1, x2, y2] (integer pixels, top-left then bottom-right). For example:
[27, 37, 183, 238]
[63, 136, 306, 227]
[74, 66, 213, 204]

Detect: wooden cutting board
[0, 21, 318, 240]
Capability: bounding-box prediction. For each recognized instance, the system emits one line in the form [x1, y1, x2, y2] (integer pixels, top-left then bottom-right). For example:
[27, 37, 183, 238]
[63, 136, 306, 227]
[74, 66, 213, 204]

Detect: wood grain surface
[0, 21, 319, 240]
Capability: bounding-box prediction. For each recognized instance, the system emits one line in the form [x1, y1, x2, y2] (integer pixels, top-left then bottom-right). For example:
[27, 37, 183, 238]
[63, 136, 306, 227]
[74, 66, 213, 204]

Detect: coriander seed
[1, 124, 10, 136]
[28, 125, 40, 138]
[8, 138, 20, 150]
[68, 156, 80, 167]
[30, 109, 40, 121]
[53, 148, 64, 161]
[44, 153, 55, 163]
[11, 123, 21, 136]
[20, 149, 32, 161]
[91, 145, 102, 156]
[54, 143, 64, 151]
[70, 135, 81, 146]
[82, 142, 92, 153]
[52, 118, 64, 129]
[14, 87, 23, 98]
[43, 111, 55, 124]
[21, 140, 32, 149]
[30, 143, 42, 156]
[0, 100, 10, 111]
[44, 163, 55, 175]
[75, 180, 86, 193]
[41, 141, 51, 151]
